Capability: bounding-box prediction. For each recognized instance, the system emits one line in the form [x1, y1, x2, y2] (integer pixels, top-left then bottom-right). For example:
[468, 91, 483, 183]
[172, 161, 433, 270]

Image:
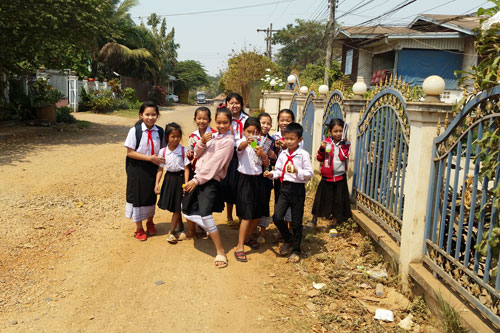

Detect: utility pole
[257, 23, 280, 59]
[324, 0, 336, 85]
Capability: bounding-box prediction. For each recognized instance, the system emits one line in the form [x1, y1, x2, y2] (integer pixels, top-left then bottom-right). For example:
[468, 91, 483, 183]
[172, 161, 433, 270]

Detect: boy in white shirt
[264, 123, 313, 263]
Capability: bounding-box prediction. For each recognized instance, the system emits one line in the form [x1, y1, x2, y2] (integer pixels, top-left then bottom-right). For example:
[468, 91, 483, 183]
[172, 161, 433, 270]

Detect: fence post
[400, 102, 453, 290]
[68, 74, 79, 113]
[343, 99, 365, 191]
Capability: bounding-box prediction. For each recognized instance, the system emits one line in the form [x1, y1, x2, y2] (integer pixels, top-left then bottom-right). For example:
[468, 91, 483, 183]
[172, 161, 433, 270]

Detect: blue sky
[130, 0, 492, 76]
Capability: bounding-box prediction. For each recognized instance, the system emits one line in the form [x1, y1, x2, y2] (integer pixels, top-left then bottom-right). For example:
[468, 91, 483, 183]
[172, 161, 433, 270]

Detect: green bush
[56, 106, 76, 123]
[122, 87, 137, 103]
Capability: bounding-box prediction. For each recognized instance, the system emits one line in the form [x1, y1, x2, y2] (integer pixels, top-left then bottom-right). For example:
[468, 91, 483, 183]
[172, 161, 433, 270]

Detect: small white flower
[266, 68, 271, 72]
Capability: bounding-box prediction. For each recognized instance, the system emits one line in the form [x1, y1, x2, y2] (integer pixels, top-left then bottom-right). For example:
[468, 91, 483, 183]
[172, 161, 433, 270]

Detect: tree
[0, 0, 113, 74]
[221, 49, 278, 95]
[174, 60, 209, 91]
[272, 19, 341, 75]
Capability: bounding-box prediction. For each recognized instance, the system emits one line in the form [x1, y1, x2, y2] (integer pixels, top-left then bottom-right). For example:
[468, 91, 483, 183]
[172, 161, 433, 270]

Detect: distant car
[166, 93, 178, 102]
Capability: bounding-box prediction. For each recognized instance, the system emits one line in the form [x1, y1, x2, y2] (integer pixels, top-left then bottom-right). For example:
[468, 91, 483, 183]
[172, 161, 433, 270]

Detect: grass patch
[76, 120, 91, 129]
[112, 109, 140, 118]
[438, 293, 467, 333]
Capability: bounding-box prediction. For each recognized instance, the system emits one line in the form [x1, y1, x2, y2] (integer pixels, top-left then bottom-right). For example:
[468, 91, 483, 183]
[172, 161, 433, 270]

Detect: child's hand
[268, 150, 276, 160]
[154, 185, 161, 194]
[201, 132, 213, 144]
[321, 140, 328, 149]
[275, 139, 283, 149]
[255, 146, 266, 158]
[150, 155, 165, 166]
[246, 135, 255, 145]
[263, 170, 273, 179]
[186, 150, 194, 160]
[183, 180, 197, 193]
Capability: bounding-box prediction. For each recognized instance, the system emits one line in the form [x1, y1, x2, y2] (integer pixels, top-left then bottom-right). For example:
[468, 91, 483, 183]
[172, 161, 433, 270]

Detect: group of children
[124, 93, 352, 268]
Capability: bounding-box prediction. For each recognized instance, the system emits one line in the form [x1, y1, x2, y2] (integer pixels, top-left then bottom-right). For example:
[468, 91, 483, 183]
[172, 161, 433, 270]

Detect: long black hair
[215, 107, 232, 122]
[135, 101, 160, 126]
[327, 118, 344, 131]
[224, 92, 248, 116]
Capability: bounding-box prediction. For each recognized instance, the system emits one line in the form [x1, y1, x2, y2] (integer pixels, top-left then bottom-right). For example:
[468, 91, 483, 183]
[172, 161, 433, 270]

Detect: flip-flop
[214, 254, 228, 268]
[234, 251, 248, 262]
[244, 239, 259, 249]
[166, 233, 177, 244]
[279, 242, 293, 256]
[287, 253, 300, 263]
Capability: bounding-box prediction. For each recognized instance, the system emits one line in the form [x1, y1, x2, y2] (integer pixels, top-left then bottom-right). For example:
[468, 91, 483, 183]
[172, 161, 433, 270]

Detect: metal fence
[424, 85, 500, 326]
[353, 88, 410, 242]
[301, 91, 316, 154]
[290, 91, 298, 120]
[323, 89, 344, 138]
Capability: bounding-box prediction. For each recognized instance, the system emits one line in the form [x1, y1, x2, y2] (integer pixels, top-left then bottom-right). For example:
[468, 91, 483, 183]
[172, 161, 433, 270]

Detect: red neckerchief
[233, 118, 243, 139]
[280, 150, 296, 183]
[146, 129, 154, 155]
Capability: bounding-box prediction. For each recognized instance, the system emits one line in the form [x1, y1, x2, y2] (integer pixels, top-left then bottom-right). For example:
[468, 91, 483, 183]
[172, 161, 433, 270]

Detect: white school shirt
[124, 123, 161, 155]
[232, 113, 248, 144]
[158, 145, 190, 172]
[187, 126, 215, 151]
[270, 147, 313, 183]
[236, 138, 263, 175]
[272, 130, 304, 156]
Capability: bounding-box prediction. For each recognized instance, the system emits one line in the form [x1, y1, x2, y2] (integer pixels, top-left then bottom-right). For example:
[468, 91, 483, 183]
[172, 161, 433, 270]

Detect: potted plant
[30, 79, 63, 124]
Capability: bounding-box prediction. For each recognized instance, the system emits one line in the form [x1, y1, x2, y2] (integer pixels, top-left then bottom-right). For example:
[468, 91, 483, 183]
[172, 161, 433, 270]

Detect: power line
[356, 0, 418, 26]
[132, 0, 296, 19]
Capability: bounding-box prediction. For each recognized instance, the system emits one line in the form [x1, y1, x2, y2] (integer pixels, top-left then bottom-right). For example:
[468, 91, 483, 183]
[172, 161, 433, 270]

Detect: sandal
[287, 253, 300, 263]
[146, 222, 157, 236]
[279, 243, 293, 256]
[176, 232, 187, 241]
[166, 233, 177, 244]
[244, 239, 259, 249]
[234, 251, 248, 262]
[214, 254, 228, 268]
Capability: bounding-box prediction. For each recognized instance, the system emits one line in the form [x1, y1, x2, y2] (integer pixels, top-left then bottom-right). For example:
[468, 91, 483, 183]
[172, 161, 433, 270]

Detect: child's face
[215, 113, 231, 134]
[278, 113, 293, 132]
[195, 111, 210, 130]
[284, 132, 302, 152]
[243, 125, 259, 139]
[140, 107, 158, 129]
[330, 125, 343, 142]
[227, 98, 242, 117]
[168, 130, 181, 148]
[259, 116, 272, 135]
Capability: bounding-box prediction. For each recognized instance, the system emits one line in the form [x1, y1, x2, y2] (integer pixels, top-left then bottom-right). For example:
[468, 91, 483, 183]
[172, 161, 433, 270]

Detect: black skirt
[236, 173, 266, 220]
[311, 176, 352, 222]
[126, 158, 158, 207]
[182, 179, 224, 216]
[157, 171, 184, 212]
[220, 149, 239, 204]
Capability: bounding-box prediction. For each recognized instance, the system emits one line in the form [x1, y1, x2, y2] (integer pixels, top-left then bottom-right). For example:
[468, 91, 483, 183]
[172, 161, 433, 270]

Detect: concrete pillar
[343, 99, 366, 191]
[278, 91, 293, 111]
[400, 102, 453, 290]
[295, 94, 307, 123]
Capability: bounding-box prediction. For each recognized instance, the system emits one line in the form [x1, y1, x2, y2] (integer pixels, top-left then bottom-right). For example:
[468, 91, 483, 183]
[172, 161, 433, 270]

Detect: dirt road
[0, 106, 281, 332]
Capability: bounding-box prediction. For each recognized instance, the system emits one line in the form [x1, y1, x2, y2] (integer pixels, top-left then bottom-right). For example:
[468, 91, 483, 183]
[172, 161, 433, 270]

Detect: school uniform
[221, 113, 248, 205]
[258, 134, 276, 227]
[312, 138, 352, 222]
[270, 147, 313, 255]
[157, 145, 190, 212]
[124, 123, 162, 222]
[182, 132, 234, 233]
[235, 138, 266, 220]
[187, 127, 216, 178]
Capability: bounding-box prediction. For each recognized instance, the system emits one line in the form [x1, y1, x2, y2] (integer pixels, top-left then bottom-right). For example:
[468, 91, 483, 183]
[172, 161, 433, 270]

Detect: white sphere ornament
[353, 81, 367, 95]
[287, 75, 296, 84]
[423, 75, 445, 102]
[318, 84, 329, 95]
[270, 79, 277, 87]
[300, 86, 309, 94]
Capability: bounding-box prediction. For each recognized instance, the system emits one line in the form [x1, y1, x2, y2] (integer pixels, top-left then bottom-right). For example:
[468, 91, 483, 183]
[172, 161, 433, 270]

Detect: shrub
[56, 106, 76, 123]
[122, 87, 137, 103]
[149, 85, 166, 105]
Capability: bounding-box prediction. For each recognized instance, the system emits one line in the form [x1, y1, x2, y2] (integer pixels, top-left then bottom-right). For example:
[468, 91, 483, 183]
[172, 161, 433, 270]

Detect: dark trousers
[273, 181, 306, 254]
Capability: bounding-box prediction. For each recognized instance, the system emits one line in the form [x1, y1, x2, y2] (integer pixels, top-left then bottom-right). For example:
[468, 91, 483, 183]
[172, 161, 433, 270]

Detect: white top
[124, 123, 161, 155]
[232, 113, 248, 143]
[187, 126, 215, 151]
[236, 138, 262, 175]
[158, 144, 190, 172]
[271, 130, 304, 157]
[270, 147, 313, 183]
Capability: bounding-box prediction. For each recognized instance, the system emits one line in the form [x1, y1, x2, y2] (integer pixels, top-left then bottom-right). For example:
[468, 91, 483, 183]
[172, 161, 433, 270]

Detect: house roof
[214, 94, 226, 100]
[338, 13, 481, 40]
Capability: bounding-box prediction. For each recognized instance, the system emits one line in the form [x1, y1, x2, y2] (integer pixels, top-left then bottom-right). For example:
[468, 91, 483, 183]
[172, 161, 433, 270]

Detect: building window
[345, 49, 353, 75]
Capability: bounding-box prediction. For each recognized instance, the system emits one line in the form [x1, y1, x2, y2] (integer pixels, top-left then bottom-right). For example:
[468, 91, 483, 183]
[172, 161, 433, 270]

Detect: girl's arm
[192, 137, 234, 185]
[338, 142, 351, 161]
[127, 148, 164, 166]
[154, 167, 163, 194]
[184, 165, 190, 184]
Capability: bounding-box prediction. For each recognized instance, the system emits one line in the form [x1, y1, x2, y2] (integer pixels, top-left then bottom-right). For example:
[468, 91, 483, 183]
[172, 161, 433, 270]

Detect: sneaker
[134, 229, 147, 241]
[146, 222, 157, 236]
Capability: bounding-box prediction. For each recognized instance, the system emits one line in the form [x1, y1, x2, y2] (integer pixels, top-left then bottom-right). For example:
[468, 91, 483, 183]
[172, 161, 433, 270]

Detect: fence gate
[424, 86, 500, 326]
[323, 89, 345, 138]
[301, 91, 316, 154]
[353, 88, 410, 242]
[290, 91, 298, 120]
